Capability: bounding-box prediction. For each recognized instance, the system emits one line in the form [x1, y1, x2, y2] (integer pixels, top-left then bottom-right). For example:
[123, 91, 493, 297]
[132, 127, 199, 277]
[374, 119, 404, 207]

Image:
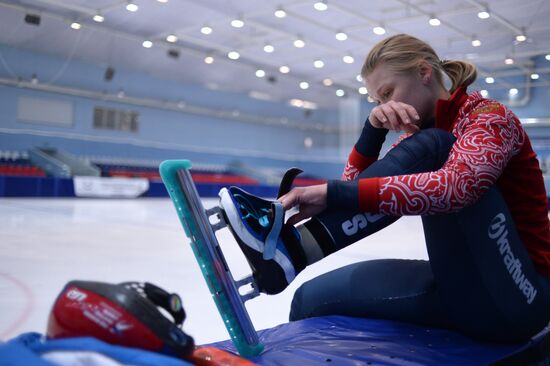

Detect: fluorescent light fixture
[126, 2, 138, 12]
[323, 78, 333, 86]
[477, 10, 490, 19]
[335, 31, 348, 41]
[201, 25, 213, 35]
[336, 89, 345, 97]
[279, 65, 290, 74]
[504, 57, 514, 65]
[166, 34, 178, 43]
[509, 88, 519, 96]
[227, 51, 240, 60]
[471, 39, 481, 47]
[299, 81, 309, 90]
[516, 34, 527, 42]
[314, 1, 328, 11]
[263, 44, 274, 53]
[429, 17, 441, 26]
[274, 7, 286, 18]
[531, 73, 540, 80]
[93, 14, 104, 22]
[256, 69, 266, 78]
[70, 22, 81, 30]
[485, 77, 495, 84]
[356, 74, 363, 82]
[158, 0, 168, 3]
[231, 18, 244, 28]
[373, 26, 386, 35]
[313, 60, 324, 68]
[358, 86, 368, 95]
[546, 54, 550, 61]
[480, 89, 489, 97]
[204, 56, 214, 64]
[294, 38, 305, 48]
[343, 55, 354, 64]
[142, 40, 153, 48]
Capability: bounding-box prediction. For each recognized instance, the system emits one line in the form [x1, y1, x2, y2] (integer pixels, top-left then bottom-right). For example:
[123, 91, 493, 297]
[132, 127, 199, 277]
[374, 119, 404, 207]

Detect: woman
[220, 34, 550, 343]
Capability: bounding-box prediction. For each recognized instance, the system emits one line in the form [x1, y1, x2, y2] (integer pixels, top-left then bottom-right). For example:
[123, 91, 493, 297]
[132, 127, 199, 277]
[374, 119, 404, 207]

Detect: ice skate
[219, 185, 301, 295]
[159, 160, 303, 357]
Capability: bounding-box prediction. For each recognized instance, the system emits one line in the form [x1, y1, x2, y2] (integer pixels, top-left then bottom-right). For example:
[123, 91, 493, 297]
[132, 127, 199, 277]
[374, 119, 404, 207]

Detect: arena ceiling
[0, 0, 549, 109]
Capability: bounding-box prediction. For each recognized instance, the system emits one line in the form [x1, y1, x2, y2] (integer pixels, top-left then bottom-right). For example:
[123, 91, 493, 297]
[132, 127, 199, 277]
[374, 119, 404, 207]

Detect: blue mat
[211, 315, 550, 365]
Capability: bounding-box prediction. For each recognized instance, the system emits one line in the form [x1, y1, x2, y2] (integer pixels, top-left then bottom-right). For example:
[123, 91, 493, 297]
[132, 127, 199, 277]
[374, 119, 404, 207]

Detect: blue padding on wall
[0, 176, 279, 198]
[0, 176, 74, 197]
[211, 315, 548, 365]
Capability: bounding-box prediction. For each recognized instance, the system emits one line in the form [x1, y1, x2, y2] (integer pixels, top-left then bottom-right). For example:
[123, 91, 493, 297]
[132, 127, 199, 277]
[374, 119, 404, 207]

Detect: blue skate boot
[219, 186, 306, 294]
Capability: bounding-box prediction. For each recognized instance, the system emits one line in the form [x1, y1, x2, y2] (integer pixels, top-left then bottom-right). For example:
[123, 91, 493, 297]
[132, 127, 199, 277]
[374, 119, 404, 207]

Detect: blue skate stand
[159, 160, 264, 358]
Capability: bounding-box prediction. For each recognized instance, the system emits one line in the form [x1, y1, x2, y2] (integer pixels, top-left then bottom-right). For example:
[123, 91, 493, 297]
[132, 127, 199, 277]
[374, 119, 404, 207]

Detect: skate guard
[159, 160, 264, 357]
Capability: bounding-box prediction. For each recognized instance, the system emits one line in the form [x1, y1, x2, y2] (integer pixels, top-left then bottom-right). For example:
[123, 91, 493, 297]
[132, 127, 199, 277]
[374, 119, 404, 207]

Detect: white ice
[0, 198, 427, 345]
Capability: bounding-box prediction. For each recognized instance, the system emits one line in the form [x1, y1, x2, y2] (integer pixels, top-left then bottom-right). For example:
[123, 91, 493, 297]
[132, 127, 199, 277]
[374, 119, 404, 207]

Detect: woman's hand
[369, 101, 420, 133]
[278, 184, 328, 225]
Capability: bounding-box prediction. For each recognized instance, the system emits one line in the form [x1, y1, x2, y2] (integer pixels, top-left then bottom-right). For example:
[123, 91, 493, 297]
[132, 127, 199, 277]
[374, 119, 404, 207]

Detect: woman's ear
[418, 60, 433, 85]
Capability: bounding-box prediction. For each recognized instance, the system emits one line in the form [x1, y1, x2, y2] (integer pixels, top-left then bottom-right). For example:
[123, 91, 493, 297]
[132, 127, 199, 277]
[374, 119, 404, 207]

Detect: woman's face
[365, 62, 437, 122]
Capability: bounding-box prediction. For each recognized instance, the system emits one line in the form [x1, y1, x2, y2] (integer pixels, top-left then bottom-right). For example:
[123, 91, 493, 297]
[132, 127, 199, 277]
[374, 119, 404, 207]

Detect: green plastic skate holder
[159, 160, 264, 358]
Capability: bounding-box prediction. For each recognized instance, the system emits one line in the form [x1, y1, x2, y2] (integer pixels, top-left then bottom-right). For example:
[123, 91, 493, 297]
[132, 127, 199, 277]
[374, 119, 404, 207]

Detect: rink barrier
[0, 175, 280, 198]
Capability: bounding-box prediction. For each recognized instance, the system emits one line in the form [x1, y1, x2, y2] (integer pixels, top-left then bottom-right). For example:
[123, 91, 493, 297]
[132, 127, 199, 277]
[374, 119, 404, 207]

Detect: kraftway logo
[488, 213, 537, 304]
[342, 213, 385, 236]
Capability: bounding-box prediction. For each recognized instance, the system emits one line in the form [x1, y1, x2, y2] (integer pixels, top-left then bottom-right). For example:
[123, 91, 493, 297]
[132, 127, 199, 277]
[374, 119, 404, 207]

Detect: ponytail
[441, 60, 477, 94]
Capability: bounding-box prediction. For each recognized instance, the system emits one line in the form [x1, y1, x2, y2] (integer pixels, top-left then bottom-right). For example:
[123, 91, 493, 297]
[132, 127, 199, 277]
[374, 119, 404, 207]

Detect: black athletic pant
[290, 128, 550, 343]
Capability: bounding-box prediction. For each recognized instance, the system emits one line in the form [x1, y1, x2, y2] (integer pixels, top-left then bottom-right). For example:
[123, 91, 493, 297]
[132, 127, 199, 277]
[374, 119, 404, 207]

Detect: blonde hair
[361, 34, 477, 94]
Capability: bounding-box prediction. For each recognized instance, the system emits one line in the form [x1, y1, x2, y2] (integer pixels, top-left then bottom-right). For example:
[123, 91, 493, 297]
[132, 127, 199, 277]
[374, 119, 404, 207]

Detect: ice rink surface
[0, 197, 428, 345]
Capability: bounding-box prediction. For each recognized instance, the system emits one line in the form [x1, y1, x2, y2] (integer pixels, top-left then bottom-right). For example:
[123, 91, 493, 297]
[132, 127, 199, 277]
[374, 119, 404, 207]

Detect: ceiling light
[480, 90, 489, 97]
[157, 0, 168, 3]
[429, 16, 441, 26]
[336, 89, 345, 97]
[509, 88, 519, 96]
[373, 26, 386, 35]
[477, 10, 490, 19]
[93, 14, 104, 23]
[314, 1, 328, 11]
[204, 56, 214, 64]
[471, 38, 481, 47]
[70, 22, 81, 30]
[264, 44, 274, 53]
[485, 76, 495, 84]
[201, 25, 213, 35]
[335, 31, 348, 41]
[299, 81, 309, 90]
[231, 17, 244, 28]
[256, 69, 266, 78]
[531, 73, 540, 80]
[323, 78, 333, 86]
[313, 60, 324, 68]
[516, 34, 527, 42]
[274, 7, 286, 18]
[227, 51, 240, 60]
[166, 34, 178, 43]
[293, 37, 305, 48]
[343, 55, 354, 64]
[279, 65, 290, 74]
[356, 74, 363, 82]
[290, 99, 304, 108]
[546, 54, 550, 61]
[504, 57, 514, 65]
[126, 2, 138, 12]
[358, 86, 368, 95]
[142, 40, 153, 48]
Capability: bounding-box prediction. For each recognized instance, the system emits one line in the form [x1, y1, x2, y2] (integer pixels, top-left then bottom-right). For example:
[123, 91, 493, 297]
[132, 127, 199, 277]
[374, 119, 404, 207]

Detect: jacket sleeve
[357, 110, 524, 215]
[342, 118, 388, 181]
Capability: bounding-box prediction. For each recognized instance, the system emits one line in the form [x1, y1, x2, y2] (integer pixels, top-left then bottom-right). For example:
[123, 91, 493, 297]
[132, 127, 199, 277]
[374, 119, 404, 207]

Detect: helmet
[47, 280, 194, 358]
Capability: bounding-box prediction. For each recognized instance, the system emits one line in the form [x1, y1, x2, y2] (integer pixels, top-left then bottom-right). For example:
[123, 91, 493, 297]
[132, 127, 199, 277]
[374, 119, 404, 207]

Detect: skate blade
[159, 160, 264, 358]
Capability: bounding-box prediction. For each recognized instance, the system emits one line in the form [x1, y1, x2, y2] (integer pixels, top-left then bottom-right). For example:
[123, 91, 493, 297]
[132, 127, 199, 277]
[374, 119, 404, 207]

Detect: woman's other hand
[369, 100, 420, 134]
[278, 184, 328, 225]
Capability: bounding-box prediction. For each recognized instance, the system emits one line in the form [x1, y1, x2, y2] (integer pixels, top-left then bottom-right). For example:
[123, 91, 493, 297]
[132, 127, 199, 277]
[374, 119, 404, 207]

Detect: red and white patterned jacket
[342, 87, 550, 278]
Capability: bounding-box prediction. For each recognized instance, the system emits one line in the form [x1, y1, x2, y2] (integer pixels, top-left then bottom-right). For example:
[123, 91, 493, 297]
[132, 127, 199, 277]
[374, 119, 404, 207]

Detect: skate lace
[235, 194, 271, 228]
